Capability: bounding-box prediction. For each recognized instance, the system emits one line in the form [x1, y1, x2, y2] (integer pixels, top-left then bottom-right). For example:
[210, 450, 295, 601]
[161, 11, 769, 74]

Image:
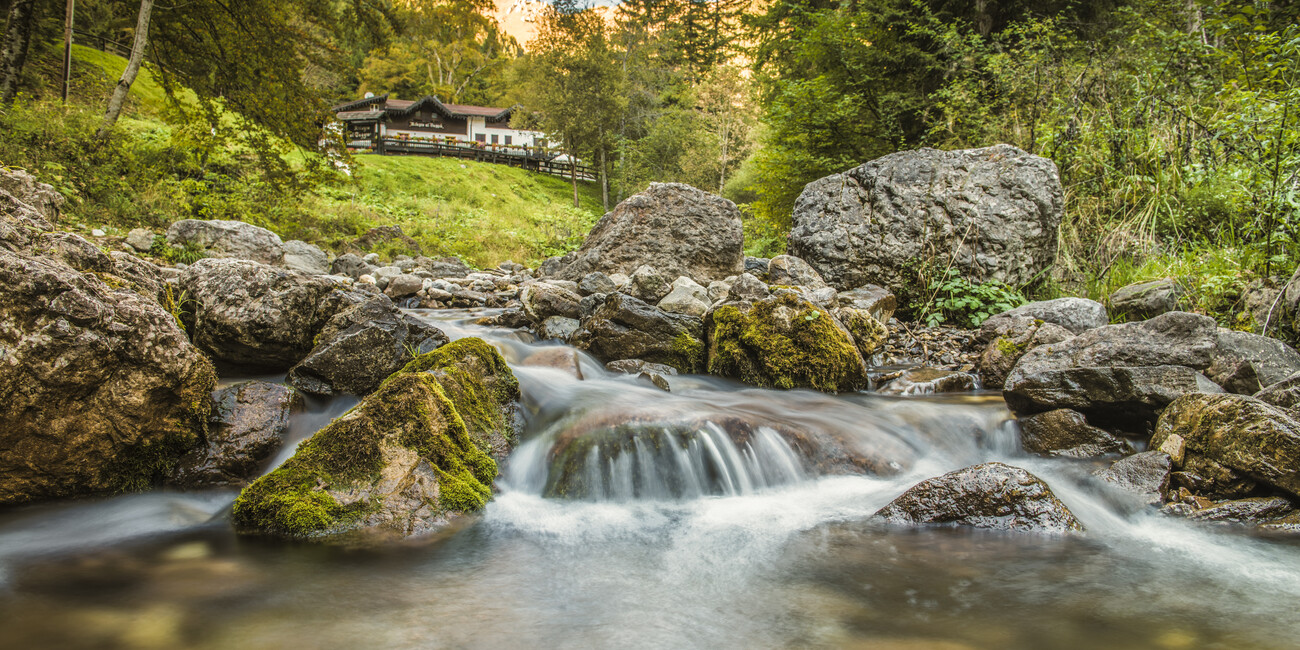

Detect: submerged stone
[873, 462, 1083, 533]
[232, 338, 520, 541]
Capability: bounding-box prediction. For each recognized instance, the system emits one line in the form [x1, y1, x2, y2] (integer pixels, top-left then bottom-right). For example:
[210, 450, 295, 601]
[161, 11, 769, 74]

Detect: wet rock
[551, 183, 744, 284]
[1187, 496, 1296, 524]
[1207, 329, 1300, 394]
[978, 297, 1108, 340]
[1095, 451, 1172, 506]
[126, 228, 154, 252]
[232, 338, 520, 541]
[171, 382, 300, 488]
[1003, 311, 1221, 424]
[657, 276, 710, 317]
[520, 281, 582, 323]
[706, 292, 868, 392]
[537, 315, 580, 341]
[180, 258, 365, 370]
[976, 317, 1072, 388]
[0, 216, 216, 504]
[571, 293, 706, 374]
[833, 307, 889, 358]
[725, 272, 770, 303]
[1110, 278, 1185, 321]
[330, 253, 371, 280]
[767, 255, 828, 289]
[578, 271, 618, 295]
[1152, 393, 1300, 500]
[521, 347, 584, 378]
[629, 264, 671, 303]
[836, 284, 896, 323]
[286, 296, 448, 396]
[872, 462, 1083, 533]
[1256, 372, 1300, 411]
[282, 240, 330, 275]
[878, 367, 977, 395]
[789, 145, 1063, 290]
[166, 219, 285, 266]
[606, 358, 677, 391]
[1017, 409, 1133, 458]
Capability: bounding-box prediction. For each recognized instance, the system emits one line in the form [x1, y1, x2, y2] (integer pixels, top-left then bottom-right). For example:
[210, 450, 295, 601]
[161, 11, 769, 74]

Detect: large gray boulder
[552, 183, 744, 284]
[171, 381, 300, 488]
[281, 240, 331, 275]
[571, 293, 706, 374]
[1017, 409, 1132, 458]
[873, 462, 1083, 533]
[181, 258, 365, 370]
[166, 219, 285, 266]
[520, 281, 582, 323]
[0, 167, 64, 218]
[0, 210, 216, 504]
[1110, 278, 1184, 321]
[1207, 329, 1300, 395]
[1003, 312, 1222, 425]
[789, 145, 1063, 290]
[287, 295, 449, 396]
[976, 316, 1073, 388]
[977, 297, 1108, 341]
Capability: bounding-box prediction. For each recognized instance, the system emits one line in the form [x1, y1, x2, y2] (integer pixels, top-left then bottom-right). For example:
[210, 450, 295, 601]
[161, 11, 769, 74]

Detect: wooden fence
[371, 138, 595, 181]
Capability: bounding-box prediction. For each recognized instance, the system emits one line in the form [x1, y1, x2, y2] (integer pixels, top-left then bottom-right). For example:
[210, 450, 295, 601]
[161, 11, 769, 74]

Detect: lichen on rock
[232, 337, 520, 541]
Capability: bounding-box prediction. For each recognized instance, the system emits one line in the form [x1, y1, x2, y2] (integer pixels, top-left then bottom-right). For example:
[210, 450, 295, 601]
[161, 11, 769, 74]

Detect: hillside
[3, 46, 601, 269]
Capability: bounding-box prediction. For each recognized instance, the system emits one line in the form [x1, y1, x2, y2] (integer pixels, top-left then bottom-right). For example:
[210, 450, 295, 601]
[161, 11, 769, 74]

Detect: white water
[1, 309, 1299, 649]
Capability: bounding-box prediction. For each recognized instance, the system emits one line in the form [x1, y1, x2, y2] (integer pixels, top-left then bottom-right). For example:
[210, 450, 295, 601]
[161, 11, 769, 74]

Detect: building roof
[334, 94, 517, 122]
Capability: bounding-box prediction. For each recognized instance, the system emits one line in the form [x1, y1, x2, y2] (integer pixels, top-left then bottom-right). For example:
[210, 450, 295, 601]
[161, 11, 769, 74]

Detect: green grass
[71, 43, 169, 115]
[306, 155, 603, 267]
[1083, 245, 1270, 327]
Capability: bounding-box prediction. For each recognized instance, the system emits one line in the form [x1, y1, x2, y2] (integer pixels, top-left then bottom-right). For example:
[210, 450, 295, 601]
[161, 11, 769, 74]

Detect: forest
[0, 0, 1298, 322]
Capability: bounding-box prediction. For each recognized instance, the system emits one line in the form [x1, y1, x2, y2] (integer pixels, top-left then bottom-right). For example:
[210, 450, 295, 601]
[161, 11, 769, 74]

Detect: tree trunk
[570, 150, 579, 208]
[97, 0, 154, 137]
[600, 147, 608, 211]
[0, 0, 38, 104]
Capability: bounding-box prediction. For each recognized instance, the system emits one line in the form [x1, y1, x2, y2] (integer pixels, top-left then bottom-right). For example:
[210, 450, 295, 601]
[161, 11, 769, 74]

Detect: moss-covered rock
[706, 292, 868, 392]
[232, 337, 520, 541]
[570, 292, 706, 374]
[1151, 393, 1300, 500]
[833, 306, 889, 358]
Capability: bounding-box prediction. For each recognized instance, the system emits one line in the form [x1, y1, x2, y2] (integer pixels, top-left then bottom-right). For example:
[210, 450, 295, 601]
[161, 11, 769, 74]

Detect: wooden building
[334, 94, 547, 151]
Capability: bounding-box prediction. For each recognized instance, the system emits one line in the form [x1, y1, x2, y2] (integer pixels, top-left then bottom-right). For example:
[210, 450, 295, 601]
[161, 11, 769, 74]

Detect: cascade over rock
[551, 183, 744, 284]
[789, 145, 1063, 290]
[873, 462, 1083, 533]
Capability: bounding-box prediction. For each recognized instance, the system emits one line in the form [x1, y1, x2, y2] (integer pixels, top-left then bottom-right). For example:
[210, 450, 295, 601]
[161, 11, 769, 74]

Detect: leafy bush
[916, 269, 1028, 329]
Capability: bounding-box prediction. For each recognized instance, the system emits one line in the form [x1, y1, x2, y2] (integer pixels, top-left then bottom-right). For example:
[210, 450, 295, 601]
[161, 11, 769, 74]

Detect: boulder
[657, 276, 710, 317]
[521, 347, 584, 379]
[629, 264, 671, 303]
[1094, 451, 1172, 506]
[1256, 373, 1300, 411]
[166, 219, 285, 266]
[520, 281, 582, 323]
[976, 317, 1073, 388]
[878, 368, 977, 396]
[0, 167, 64, 218]
[0, 227, 217, 504]
[725, 272, 770, 303]
[282, 240, 331, 275]
[1003, 312, 1221, 424]
[789, 145, 1063, 290]
[977, 297, 1108, 340]
[417, 256, 473, 279]
[1187, 496, 1297, 525]
[1110, 278, 1184, 321]
[571, 293, 706, 374]
[744, 256, 770, 278]
[1017, 409, 1132, 458]
[537, 316, 580, 342]
[767, 255, 828, 288]
[384, 273, 424, 298]
[171, 382, 301, 488]
[286, 296, 449, 396]
[833, 307, 889, 358]
[232, 338, 520, 541]
[181, 258, 364, 370]
[606, 358, 676, 391]
[1207, 329, 1300, 394]
[836, 285, 896, 323]
[706, 292, 868, 392]
[126, 228, 154, 252]
[706, 279, 732, 302]
[872, 462, 1083, 533]
[1151, 393, 1300, 499]
[578, 271, 618, 295]
[330, 253, 371, 279]
[552, 183, 744, 283]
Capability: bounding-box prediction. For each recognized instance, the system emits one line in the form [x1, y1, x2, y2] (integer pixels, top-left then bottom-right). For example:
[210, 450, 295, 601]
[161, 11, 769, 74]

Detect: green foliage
[917, 268, 1028, 328]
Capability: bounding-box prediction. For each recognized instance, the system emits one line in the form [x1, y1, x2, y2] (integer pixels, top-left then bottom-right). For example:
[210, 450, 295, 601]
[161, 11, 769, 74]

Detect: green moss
[995, 336, 1028, 357]
[838, 308, 889, 356]
[707, 293, 867, 393]
[669, 331, 706, 374]
[91, 271, 128, 290]
[233, 337, 518, 539]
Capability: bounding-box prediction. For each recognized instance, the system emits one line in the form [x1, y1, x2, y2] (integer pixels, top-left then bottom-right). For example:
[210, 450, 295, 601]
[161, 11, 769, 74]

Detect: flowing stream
[1, 310, 1299, 649]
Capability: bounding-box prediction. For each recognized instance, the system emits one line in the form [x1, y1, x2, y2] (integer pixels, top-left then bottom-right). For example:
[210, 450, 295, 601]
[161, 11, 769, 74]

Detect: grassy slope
[68, 46, 602, 268]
